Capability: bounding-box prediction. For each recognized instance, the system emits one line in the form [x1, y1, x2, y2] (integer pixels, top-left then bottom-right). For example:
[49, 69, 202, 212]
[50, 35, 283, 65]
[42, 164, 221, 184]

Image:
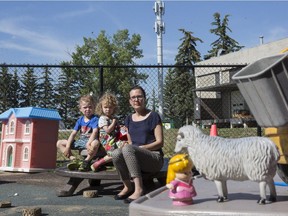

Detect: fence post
[257, 125, 262, 136]
[99, 65, 104, 95]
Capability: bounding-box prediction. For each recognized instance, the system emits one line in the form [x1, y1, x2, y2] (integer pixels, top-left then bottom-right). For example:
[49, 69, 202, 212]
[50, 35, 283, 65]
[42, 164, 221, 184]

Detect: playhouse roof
[0, 107, 62, 121]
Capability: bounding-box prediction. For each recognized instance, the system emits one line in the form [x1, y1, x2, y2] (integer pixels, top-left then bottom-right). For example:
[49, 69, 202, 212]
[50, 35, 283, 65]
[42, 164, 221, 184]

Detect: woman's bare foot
[118, 186, 133, 196]
[128, 189, 143, 200]
[114, 186, 134, 200]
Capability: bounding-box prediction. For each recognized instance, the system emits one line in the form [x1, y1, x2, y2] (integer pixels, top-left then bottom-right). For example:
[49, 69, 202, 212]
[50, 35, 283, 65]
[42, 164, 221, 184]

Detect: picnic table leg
[57, 177, 84, 197]
[88, 179, 101, 187]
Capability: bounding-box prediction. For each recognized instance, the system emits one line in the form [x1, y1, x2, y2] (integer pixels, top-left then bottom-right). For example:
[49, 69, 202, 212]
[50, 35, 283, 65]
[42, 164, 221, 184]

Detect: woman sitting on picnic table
[112, 85, 164, 204]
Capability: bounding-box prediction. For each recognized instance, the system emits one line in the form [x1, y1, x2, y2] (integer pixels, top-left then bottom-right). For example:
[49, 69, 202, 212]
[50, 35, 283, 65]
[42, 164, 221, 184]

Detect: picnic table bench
[55, 157, 169, 197]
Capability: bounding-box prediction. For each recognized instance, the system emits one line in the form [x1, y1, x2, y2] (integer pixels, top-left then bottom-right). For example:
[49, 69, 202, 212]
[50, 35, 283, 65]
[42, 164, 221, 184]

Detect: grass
[57, 127, 262, 161]
[162, 127, 261, 158]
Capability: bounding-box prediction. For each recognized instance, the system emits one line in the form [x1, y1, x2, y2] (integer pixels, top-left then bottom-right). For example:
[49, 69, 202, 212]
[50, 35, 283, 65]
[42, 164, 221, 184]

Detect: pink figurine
[166, 154, 197, 206]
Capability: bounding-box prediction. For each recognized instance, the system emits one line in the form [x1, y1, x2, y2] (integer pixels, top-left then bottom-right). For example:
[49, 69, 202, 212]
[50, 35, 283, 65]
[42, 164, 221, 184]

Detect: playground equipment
[232, 53, 288, 183]
[128, 54, 288, 214]
[175, 125, 278, 204]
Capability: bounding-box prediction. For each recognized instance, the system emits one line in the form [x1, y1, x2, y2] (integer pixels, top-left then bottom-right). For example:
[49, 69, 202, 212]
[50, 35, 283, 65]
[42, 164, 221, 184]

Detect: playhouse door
[7, 146, 13, 167]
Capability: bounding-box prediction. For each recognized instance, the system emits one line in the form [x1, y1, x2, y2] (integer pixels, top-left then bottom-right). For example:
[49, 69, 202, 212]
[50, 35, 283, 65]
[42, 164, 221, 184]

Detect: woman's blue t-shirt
[124, 111, 162, 147]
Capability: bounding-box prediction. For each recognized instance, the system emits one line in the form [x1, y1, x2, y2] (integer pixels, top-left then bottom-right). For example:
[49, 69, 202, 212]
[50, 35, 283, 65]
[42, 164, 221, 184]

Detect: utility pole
[153, 0, 165, 119]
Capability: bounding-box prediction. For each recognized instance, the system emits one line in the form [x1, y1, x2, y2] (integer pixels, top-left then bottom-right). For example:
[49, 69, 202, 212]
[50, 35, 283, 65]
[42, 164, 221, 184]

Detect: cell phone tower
[153, 0, 165, 119]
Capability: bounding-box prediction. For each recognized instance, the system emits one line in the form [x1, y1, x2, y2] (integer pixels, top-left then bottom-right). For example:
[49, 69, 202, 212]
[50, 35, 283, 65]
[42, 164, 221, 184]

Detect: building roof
[196, 37, 288, 66]
[0, 107, 62, 121]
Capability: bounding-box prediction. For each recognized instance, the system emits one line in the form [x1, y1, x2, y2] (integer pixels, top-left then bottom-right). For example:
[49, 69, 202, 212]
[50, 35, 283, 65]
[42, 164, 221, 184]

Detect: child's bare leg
[85, 140, 100, 161]
[77, 140, 100, 172]
[103, 155, 112, 163]
[56, 140, 75, 160]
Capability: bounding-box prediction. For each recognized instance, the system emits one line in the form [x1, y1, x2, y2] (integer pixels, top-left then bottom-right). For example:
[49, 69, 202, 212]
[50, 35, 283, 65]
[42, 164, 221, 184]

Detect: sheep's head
[174, 129, 186, 153]
[174, 125, 201, 153]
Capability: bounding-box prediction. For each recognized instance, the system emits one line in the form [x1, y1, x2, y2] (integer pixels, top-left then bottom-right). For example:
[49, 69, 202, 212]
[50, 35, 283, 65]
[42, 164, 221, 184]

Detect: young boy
[56, 94, 101, 171]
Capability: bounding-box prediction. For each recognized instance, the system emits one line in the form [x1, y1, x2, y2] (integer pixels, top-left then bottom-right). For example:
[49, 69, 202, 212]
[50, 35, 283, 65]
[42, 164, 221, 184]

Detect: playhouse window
[23, 147, 29, 161]
[9, 120, 15, 134]
[24, 121, 31, 134]
[5, 123, 8, 135]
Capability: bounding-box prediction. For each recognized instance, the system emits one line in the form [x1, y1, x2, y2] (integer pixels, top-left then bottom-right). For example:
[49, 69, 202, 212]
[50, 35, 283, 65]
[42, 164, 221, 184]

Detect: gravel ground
[0, 171, 130, 216]
[0, 171, 68, 188]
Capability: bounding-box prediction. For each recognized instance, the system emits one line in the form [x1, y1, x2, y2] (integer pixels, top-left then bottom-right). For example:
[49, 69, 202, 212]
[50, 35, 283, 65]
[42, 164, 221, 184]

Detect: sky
[0, 1, 288, 65]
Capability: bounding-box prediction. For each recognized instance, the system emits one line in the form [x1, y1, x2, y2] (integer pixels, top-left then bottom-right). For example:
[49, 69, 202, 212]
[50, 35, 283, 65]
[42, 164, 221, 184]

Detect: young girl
[166, 154, 197, 206]
[90, 92, 127, 172]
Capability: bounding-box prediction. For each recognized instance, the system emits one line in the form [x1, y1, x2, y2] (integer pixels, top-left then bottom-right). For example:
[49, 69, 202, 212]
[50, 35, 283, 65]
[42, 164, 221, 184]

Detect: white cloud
[0, 17, 74, 63]
[0, 3, 126, 64]
[266, 26, 288, 42]
[54, 4, 124, 30]
[54, 6, 96, 19]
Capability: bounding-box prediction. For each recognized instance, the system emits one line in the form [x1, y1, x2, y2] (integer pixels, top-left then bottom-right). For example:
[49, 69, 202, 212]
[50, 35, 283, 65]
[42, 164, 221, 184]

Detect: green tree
[0, 67, 13, 112]
[63, 29, 148, 121]
[164, 29, 202, 126]
[204, 13, 244, 60]
[177, 29, 203, 65]
[9, 69, 21, 108]
[38, 67, 56, 109]
[20, 67, 39, 107]
[55, 65, 80, 128]
[150, 88, 159, 112]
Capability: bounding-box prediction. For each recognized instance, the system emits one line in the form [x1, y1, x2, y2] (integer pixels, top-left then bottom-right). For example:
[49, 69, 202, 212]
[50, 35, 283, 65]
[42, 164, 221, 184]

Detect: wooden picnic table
[55, 158, 169, 197]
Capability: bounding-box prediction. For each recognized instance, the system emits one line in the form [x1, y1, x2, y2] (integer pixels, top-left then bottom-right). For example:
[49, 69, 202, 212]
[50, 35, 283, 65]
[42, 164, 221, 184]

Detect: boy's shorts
[71, 137, 89, 150]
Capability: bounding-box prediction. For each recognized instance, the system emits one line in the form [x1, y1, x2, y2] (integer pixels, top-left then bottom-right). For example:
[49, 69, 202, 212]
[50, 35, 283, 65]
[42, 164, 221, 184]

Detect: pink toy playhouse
[0, 107, 61, 172]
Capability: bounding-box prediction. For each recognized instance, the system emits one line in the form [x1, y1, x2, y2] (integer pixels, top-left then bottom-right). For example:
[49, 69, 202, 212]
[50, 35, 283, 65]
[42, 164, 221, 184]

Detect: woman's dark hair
[130, 85, 146, 99]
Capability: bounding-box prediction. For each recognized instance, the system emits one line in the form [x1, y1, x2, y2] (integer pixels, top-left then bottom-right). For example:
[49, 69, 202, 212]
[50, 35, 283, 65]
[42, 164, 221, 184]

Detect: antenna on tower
[153, 0, 165, 119]
[259, 36, 264, 45]
[153, 0, 165, 35]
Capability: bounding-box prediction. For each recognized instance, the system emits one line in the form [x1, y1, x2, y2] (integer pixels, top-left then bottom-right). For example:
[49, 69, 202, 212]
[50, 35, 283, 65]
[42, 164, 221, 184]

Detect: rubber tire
[277, 164, 288, 184]
[88, 179, 101, 187]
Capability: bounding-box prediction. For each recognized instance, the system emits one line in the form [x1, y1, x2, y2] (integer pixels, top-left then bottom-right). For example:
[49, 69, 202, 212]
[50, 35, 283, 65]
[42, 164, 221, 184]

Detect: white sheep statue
[175, 125, 280, 204]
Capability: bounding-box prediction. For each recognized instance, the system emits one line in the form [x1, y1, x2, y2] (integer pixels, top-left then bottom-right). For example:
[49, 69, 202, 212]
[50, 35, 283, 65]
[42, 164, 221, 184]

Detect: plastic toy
[166, 154, 197, 206]
[232, 53, 288, 183]
[0, 107, 61, 172]
[175, 125, 279, 204]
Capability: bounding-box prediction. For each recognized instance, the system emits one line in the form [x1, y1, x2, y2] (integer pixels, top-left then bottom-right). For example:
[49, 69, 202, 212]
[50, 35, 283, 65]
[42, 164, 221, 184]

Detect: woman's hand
[119, 141, 130, 148]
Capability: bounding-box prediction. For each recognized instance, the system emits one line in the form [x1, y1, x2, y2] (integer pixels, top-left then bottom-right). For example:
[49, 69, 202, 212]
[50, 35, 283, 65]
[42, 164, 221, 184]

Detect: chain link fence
[0, 64, 261, 160]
